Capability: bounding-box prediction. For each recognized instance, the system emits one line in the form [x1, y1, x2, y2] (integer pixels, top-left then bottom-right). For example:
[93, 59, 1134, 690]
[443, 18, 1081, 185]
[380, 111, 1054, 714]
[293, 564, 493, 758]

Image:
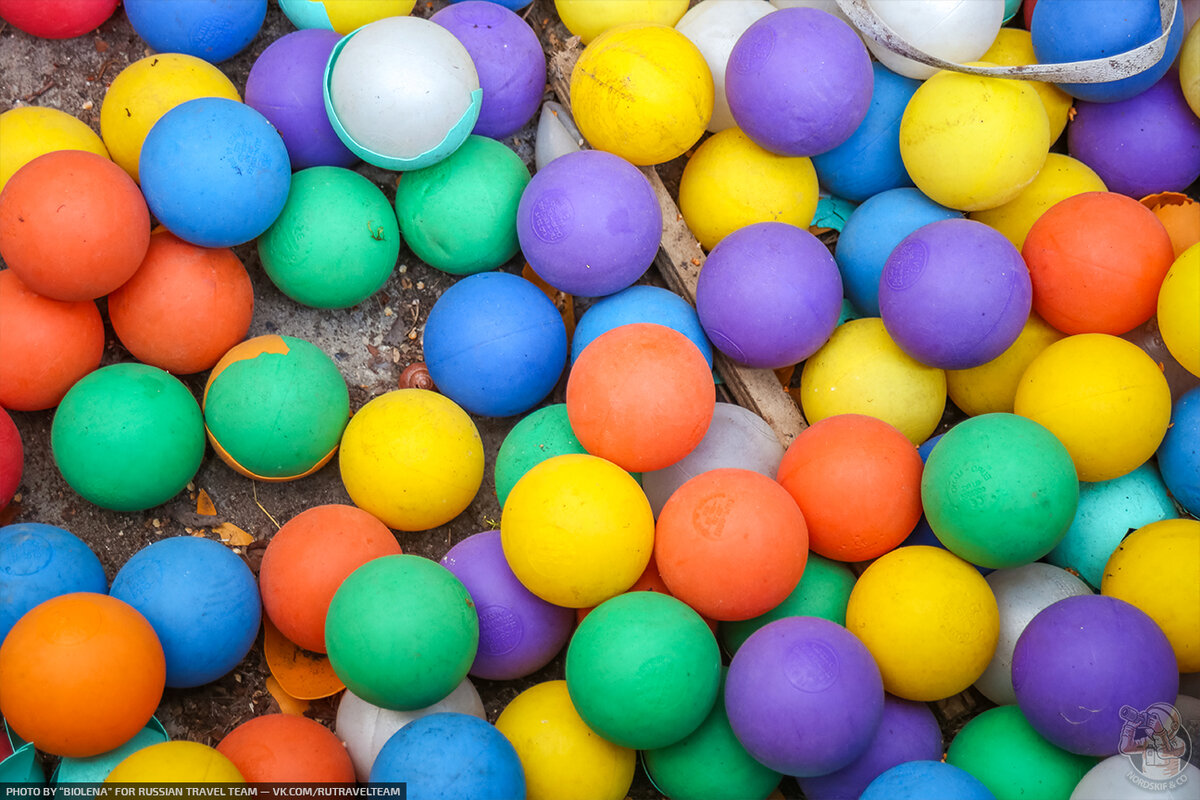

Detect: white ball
[863, 0, 1004, 80]
[327, 16, 481, 169]
[1071, 756, 1199, 799]
[335, 678, 487, 781]
[675, 0, 775, 132]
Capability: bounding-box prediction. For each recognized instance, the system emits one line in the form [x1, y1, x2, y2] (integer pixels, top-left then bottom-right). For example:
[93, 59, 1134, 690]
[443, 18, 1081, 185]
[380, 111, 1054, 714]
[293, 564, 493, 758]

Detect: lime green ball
[325, 554, 479, 711]
[720, 554, 857, 656]
[566, 591, 721, 750]
[203, 335, 350, 480]
[494, 404, 588, 507]
[51, 363, 205, 511]
[922, 413, 1078, 569]
[258, 166, 399, 309]
[395, 135, 530, 276]
[947, 705, 1097, 800]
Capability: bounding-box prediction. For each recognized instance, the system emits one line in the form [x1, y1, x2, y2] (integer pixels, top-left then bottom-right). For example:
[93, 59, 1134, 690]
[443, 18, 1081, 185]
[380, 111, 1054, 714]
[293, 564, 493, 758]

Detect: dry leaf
[774, 365, 795, 388]
[212, 522, 254, 546]
[262, 617, 345, 700]
[266, 676, 310, 716]
[195, 489, 216, 517]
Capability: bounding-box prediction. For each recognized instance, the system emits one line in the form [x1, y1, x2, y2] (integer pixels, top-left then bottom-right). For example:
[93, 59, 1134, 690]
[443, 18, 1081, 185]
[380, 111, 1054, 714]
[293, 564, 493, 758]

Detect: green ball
[258, 166, 399, 309]
[720, 554, 857, 656]
[494, 404, 587, 507]
[566, 591, 721, 750]
[51, 363, 205, 511]
[947, 705, 1097, 800]
[203, 335, 349, 480]
[395, 135, 530, 276]
[325, 554, 479, 711]
[922, 413, 1079, 569]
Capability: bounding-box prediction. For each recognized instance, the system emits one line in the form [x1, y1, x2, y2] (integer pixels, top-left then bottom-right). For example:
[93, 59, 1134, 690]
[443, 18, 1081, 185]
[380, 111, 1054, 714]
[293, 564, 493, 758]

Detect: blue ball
[861, 761, 996, 800]
[109, 536, 261, 688]
[423, 272, 568, 417]
[1158, 386, 1200, 517]
[140, 97, 291, 248]
[834, 188, 959, 317]
[124, 0, 267, 64]
[812, 63, 919, 203]
[0, 523, 107, 645]
[369, 712, 525, 798]
[572, 285, 712, 368]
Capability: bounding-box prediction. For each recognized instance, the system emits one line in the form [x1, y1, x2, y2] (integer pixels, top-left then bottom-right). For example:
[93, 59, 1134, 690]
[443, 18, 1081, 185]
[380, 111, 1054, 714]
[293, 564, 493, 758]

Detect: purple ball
[1012, 595, 1179, 756]
[879, 218, 1032, 370]
[725, 8, 873, 157]
[440, 530, 574, 680]
[516, 149, 661, 297]
[696, 222, 843, 369]
[244, 29, 357, 170]
[797, 695, 943, 800]
[725, 616, 885, 777]
[1068, 70, 1200, 198]
[431, 1, 546, 140]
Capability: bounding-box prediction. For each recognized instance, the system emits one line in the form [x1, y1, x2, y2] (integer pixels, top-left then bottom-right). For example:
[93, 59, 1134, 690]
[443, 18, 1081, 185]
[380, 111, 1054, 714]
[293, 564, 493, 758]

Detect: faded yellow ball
[1158, 242, 1200, 378]
[0, 107, 109, 195]
[1181, 18, 1200, 117]
[980, 28, 1073, 142]
[947, 312, 1063, 416]
[556, 0, 689, 44]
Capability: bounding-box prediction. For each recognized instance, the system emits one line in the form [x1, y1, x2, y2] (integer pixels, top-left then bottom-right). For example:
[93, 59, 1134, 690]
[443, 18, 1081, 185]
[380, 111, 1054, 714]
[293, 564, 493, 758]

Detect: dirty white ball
[1071, 755, 1199, 799]
[863, 0, 1004, 80]
[675, 0, 775, 132]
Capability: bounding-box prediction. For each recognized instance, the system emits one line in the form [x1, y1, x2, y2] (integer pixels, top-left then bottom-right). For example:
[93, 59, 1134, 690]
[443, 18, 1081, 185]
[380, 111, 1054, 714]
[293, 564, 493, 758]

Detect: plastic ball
[0, 270, 103, 412]
[105, 742, 243, 783]
[339, 389, 484, 531]
[1183, 16, 1200, 116]
[1073, 755, 1199, 799]
[260, 504, 402, 653]
[100, 53, 241, 182]
[0, 0, 118, 38]
[259, 167, 398, 308]
[395, 136, 529, 276]
[1159, 242, 1200, 377]
[1013, 595, 1179, 755]
[493, 404, 587, 508]
[726, 616, 884, 776]
[981, 28, 1073, 142]
[861, 761, 998, 800]
[799, 318, 948, 446]
[217, 714, 355, 783]
[834, 187, 961, 317]
[0, 593, 165, 758]
[567, 323, 715, 472]
[0, 150, 149, 302]
[325, 16, 481, 170]
[244, 30, 357, 170]
[1159, 387, 1200, 516]
[0, 523, 107, 645]
[572, 285, 712, 368]
[369, 712, 524, 794]
[863, 0, 1004, 80]
[1014, 334, 1172, 481]
[947, 312, 1063, 417]
[0, 106, 109, 194]
[124, 0, 265, 63]
[51, 363, 204, 511]
[494, 680, 635, 800]
[556, 0, 688, 43]
[517, 149, 661, 296]
[501, 453, 654, 607]
[108, 231, 254, 375]
[278, 0, 417, 34]
[571, 24, 712, 165]
[441, 530, 575, 680]
[203, 335, 349, 481]
[696, 222, 843, 369]
[971, 155, 1106, 253]
[0, 409, 20, 510]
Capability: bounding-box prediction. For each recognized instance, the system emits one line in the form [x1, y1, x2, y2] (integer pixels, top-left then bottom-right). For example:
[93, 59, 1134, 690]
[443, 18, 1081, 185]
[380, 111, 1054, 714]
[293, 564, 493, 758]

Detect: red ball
[0, 406, 21, 510]
[776, 414, 923, 562]
[0, 0, 119, 38]
[655, 468, 809, 621]
[566, 323, 715, 472]
[216, 714, 356, 782]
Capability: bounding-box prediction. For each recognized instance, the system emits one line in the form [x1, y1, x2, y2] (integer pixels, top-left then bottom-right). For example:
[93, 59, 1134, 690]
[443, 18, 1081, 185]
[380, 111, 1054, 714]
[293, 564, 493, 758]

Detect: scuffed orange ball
[216, 714, 356, 782]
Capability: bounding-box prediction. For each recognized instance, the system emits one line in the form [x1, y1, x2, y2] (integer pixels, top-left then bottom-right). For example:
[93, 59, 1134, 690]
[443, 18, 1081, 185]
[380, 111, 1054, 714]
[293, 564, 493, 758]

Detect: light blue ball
[124, 0, 266, 63]
[1158, 386, 1200, 517]
[109, 536, 261, 688]
[571, 285, 712, 368]
[0, 523, 107, 646]
[861, 761, 996, 800]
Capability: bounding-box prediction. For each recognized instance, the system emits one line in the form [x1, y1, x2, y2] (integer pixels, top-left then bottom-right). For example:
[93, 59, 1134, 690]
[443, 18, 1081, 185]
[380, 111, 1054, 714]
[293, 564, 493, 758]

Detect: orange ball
[0, 269, 104, 411]
[216, 714, 356, 782]
[1022, 191, 1174, 335]
[0, 150, 149, 301]
[776, 414, 923, 563]
[0, 592, 166, 758]
[655, 468, 808, 621]
[566, 323, 715, 472]
[574, 552, 718, 632]
[108, 231, 254, 375]
[260, 505, 402, 653]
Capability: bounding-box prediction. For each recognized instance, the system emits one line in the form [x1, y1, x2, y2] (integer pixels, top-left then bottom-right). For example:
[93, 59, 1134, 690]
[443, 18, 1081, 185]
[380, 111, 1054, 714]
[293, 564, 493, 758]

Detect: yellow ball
[1014, 334, 1171, 482]
[495, 680, 635, 800]
[846, 546, 999, 702]
[338, 389, 484, 531]
[979, 28, 1073, 142]
[1102, 518, 1200, 672]
[1158, 242, 1200, 378]
[500, 453, 653, 608]
[969, 153, 1106, 250]
[100, 53, 241, 182]
[947, 312, 1063, 416]
[570, 24, 713, 166]
[556, 0, 689, 44]
[678, 126, 818, 251]
[799, 318, 947, 445]
[1181, 19, 1200, 118]
[106, 741, 244, 782]
[0, 107, 109, 195]
[899, 66, 1051, 212]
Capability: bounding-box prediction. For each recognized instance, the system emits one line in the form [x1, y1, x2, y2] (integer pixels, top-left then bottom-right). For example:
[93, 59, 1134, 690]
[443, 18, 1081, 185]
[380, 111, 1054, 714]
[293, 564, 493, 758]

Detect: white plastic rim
[676, 0, 775, 132]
